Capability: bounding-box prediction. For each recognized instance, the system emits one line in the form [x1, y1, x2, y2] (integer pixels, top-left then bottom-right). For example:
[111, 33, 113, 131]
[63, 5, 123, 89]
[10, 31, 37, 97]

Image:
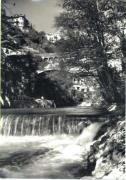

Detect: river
[0, 107, 104, 178]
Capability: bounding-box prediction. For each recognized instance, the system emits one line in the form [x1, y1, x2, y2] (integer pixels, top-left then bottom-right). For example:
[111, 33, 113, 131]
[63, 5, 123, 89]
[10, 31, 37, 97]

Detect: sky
[6, 0, 62, 33]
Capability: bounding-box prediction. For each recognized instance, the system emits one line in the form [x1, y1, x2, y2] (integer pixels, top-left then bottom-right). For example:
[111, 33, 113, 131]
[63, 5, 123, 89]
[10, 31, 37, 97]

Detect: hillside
[1, 11, 104, 108]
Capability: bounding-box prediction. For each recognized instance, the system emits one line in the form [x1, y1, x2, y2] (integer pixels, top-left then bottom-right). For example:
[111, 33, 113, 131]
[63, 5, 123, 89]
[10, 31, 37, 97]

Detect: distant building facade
[46, 32, 61, 43]
[7, 14, 30, 32]
[72, 77, 99, 93]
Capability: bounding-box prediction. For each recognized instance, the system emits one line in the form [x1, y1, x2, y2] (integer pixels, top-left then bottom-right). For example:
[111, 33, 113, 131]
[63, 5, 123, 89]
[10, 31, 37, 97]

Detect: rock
[103, 168, 125, 180]
[81, 145, 97, 176]
[92, 157, 113, 178]
[93, 118, 125, 179]
[82, 117, 125, 179]
[107, 103, 117, 112]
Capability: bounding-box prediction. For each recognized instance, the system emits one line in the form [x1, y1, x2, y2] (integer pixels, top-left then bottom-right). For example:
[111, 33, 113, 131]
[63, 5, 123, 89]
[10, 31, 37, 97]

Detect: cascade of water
[0, 114, 89, 136]
[14, 117, 19, 135]
[21, 118, 24, 136]
[0, 115, 105, 179]
[0, 117, 3, 134]
[76, 122, 103, 145]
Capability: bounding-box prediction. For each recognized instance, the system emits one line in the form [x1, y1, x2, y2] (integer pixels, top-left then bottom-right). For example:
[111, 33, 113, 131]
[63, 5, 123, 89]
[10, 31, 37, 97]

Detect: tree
[38, 31, 46, 45]
[1, 2, 38, 107]
[55, 0, 125, 105]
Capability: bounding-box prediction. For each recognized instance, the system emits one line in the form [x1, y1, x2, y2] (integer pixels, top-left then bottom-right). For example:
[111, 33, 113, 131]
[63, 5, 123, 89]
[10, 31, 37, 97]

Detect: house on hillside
[7, 14, 30, 32]
[72, 78, 88, 92]
[72, 77, 100, 96]
[2, 47, 27, 56]
[71, 76, 103, 106]
[46, 33, 61, 43]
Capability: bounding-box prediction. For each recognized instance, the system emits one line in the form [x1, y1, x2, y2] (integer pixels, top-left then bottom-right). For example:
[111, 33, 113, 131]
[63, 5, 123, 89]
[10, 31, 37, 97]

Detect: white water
[0, 115, 87, 135]
[76, 122, 103, 145]
[0, 123, 102, 178]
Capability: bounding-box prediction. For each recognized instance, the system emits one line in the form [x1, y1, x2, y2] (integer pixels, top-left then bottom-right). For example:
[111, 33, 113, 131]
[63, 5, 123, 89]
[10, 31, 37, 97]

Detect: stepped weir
[0, 107, 108, 136]
[0, 107, 112, 179]
[0, 114, 89, 136]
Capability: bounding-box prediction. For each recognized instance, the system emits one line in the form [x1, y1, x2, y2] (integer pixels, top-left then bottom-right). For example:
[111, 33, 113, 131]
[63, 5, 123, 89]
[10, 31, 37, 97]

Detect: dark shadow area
[0, 148, 50, 168]
[33, 72, 76, 107]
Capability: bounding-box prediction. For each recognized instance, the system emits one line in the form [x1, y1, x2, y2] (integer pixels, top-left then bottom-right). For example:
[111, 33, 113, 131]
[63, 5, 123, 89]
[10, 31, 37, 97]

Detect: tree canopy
[55, 0, 125, 105]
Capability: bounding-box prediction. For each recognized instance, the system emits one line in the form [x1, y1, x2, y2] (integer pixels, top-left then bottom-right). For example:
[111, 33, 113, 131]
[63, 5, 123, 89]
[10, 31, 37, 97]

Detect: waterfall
[0, 113, 104, 179]
[0, 114, 89, 136]
[76, 122, 103, 145]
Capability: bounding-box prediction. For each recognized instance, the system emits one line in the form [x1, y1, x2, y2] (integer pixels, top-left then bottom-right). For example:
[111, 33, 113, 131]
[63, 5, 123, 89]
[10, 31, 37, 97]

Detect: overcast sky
[6, 0, 62, 33]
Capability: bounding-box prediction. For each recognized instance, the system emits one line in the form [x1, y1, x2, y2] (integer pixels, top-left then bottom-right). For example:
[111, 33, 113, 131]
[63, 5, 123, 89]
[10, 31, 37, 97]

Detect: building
[7, 14, 30, 32]
[2, 48, 26, 56]
[46, 32, 61, 43]
[72, 77, 99, 93]
[72, 78, 88, 92]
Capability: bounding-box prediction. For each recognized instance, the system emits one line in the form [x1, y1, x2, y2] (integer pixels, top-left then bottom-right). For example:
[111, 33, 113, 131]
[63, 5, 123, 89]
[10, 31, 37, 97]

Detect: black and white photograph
[0, 0, 125, 179]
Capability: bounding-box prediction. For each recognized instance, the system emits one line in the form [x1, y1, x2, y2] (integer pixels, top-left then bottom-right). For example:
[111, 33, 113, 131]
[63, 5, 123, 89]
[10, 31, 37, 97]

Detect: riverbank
[81, 115, 125, 179]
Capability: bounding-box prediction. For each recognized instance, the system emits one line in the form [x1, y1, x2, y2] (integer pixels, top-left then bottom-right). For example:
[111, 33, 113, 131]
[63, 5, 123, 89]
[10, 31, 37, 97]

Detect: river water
[0, 111, 102, 178]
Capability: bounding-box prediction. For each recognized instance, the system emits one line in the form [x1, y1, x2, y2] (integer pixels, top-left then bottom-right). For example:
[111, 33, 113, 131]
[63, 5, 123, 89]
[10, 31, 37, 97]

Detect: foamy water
[0, 123, 101, 178]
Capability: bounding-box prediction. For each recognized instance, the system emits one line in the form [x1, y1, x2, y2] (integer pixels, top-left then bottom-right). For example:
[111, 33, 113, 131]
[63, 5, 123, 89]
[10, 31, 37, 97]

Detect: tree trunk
[97, 66, 123, 105]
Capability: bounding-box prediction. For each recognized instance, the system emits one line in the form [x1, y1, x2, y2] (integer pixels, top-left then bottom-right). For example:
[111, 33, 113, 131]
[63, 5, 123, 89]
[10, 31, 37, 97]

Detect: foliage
[1, 1, 57, 107]
[1, 53, 38, 108]
[55, 0, 125, 105]
[33, 71, 75, 107]
[1, 2, 38, 107]
[24, 27, 55, 53]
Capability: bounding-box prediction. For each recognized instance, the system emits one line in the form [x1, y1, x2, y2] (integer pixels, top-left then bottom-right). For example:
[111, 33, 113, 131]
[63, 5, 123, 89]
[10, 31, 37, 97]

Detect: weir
[0, 107, 109, 136]
[0, 114, 92, 136]
[0, 107, 108, 178]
